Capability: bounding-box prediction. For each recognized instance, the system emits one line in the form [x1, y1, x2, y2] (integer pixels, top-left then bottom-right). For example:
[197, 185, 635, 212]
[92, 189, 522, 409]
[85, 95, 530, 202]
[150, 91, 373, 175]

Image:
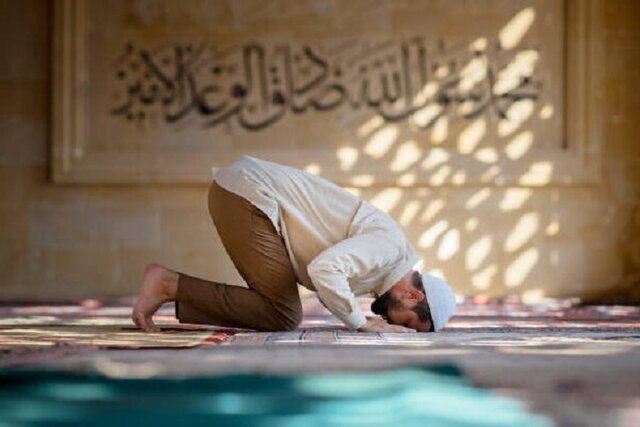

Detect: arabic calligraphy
[110, 37, 541, 132]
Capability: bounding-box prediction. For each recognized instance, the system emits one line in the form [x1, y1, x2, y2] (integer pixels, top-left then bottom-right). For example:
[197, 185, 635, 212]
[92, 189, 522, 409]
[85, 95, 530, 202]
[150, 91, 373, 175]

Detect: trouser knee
[265, 301, 302, 331]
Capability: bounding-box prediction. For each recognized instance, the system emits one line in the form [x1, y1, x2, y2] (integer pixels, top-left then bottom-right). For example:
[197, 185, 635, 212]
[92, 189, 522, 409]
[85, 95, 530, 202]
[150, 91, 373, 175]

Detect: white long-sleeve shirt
[213, 155, 419, 329]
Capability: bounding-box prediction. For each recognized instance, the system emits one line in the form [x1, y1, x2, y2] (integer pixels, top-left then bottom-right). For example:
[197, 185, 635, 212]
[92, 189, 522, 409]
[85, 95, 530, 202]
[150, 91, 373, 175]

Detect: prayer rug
[0, 302, 233, 367]
[1, 297, 639, 364]
[0, 365, 551, 427]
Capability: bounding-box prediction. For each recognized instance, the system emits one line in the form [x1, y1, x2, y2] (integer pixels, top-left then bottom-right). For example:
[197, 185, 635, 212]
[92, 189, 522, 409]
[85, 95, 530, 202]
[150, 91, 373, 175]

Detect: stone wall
[0, 0, 638, 301]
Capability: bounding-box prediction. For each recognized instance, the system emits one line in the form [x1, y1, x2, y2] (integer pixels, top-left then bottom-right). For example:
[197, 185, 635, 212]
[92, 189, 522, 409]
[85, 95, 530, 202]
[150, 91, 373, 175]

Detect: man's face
[386, 303, 433, 332]
[384, 287, 433, 332]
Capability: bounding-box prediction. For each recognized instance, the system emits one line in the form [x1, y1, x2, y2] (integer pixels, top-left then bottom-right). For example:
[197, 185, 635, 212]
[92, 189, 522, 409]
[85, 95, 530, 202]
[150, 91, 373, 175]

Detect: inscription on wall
[54, 0, 578, 184]
[110, 38, 541, 132]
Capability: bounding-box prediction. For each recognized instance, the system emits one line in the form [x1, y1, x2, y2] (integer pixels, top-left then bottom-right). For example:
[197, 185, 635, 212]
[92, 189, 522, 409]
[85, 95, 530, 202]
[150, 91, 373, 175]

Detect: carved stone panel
[52, 0, 601, 185]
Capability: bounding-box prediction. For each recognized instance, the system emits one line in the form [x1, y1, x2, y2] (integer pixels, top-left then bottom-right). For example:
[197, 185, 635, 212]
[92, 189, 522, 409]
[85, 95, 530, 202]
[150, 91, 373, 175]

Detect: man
[132, 155, 456, 333]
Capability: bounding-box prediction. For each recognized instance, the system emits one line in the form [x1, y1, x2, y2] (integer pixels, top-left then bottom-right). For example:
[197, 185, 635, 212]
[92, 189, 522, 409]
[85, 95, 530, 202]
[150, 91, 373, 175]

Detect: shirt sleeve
[306, 231, 402, 329]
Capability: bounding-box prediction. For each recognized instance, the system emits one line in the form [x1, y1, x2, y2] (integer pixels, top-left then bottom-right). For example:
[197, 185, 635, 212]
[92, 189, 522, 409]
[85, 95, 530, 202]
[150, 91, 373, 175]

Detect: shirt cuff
[342, 307, 368, 330]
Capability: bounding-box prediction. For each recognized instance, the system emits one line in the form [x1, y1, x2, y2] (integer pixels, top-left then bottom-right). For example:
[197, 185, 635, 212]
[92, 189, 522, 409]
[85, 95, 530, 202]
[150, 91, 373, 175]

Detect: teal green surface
[0, 365, 551, 427]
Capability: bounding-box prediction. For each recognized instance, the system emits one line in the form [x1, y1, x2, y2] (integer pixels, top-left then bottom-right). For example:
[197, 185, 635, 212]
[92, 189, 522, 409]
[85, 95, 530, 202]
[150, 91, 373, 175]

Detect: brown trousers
[175, 180, 302, 331]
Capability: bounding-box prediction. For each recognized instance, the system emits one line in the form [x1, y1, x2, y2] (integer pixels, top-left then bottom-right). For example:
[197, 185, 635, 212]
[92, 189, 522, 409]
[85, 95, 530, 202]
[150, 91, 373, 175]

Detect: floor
[1, 297, 639, 426]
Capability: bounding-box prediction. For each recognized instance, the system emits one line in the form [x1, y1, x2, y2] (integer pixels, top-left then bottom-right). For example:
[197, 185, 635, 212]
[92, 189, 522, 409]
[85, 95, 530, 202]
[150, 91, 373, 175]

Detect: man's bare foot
[132, 263, 179, 332]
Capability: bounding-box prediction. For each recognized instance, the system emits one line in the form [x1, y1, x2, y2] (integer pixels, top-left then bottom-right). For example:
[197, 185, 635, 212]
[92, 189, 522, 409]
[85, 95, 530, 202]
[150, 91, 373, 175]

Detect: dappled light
[505, 248, 539, 287]
[336, 146, 359, 171]
[390, 140, 422, 172]
[429, 165, 452, 185]
[500, 189, 532, 211]
[420, 148, 449, 169]
[420, 199, 445, 222]
[399, 200, 422, 226]
[475, 147, 499, 164]
[364, 126, 398, 159]
[328, 5, 566, 297]
[304, 163, 322, 175]
[369, 188, 403, 213]
[505, 131, 534, 160]
[457, 118, 486, 154]
[498, 7, 536, 50]
[430, 117, 449, 144]
[437, 228, 460, 261]
[465, 189, 492, 210]
[504, 213, 539, 252]
[418, 220, 449, 249]
[539, 105, 554, 120]
[518, 162, 553, 185]
[466, 236, 493, 271]
[397, 173, 417, 187]
[498, 101, 536, 136]
[472, 265, 499, 290]
[350, 174, 375, 187]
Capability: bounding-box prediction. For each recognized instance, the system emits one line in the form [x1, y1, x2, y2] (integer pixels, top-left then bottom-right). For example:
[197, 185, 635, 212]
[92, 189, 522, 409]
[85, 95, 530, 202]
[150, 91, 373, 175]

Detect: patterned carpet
[1, 297, 639, 366]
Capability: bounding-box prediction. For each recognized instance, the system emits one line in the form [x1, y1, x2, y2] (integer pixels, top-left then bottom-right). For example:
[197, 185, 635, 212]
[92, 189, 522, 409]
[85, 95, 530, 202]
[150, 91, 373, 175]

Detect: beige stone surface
[0, 0, 639, 300]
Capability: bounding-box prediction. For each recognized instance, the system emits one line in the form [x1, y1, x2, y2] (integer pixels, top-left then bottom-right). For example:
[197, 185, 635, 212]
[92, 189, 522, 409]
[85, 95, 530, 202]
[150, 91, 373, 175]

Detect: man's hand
[357, 317, 414, 333]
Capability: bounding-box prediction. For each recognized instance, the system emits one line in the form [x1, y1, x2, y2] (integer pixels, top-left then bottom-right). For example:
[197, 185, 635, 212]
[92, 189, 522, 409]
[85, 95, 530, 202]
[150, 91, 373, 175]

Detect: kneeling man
[133, 156, 456, 333]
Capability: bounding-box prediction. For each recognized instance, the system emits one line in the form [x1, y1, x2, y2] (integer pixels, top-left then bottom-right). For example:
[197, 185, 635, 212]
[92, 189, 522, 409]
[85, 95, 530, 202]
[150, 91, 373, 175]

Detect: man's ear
[403, 288, 425, 303]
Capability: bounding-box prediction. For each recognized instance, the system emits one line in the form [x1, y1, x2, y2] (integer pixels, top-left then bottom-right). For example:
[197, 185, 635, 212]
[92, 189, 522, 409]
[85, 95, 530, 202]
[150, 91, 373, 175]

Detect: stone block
[29, 200, 161, 251]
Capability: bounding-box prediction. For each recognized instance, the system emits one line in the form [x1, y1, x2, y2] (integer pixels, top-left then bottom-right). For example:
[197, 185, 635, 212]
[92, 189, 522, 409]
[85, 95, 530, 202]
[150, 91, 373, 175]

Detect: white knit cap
[422, 274, 457, 331]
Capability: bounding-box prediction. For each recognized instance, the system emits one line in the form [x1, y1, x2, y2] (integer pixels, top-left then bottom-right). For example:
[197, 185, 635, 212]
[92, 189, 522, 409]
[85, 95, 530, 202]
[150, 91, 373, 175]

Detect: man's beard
[411, 301, 431, 323]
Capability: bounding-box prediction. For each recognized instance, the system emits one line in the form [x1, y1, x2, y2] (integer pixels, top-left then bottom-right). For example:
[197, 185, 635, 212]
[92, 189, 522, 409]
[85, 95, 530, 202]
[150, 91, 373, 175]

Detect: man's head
[371, 271, 456, 332]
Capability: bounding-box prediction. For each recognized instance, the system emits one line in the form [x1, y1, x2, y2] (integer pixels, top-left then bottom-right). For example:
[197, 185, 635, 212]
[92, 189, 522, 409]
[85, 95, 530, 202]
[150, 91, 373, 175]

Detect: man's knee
[266, 302, 302, 331]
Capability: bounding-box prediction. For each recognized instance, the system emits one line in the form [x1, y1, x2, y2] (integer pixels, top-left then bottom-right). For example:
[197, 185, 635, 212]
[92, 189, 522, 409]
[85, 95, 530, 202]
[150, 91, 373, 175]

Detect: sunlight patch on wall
[452, 170, 467, 185]
[521, 289, 545, 304]
[431, 117, 449, 144]
[437, 228, 460, 261]
[472, 265, 498, 290]
[399, 200, 422, 226]
[457, 118, 486, 154]
[505, 247, 539, 287]
[304, 163, 322, 175]
[434, 64, 450, 79]
[420, 199, 445, 223]
[427, 268, 446, 280]
[499, 188, 532, 211]
[390, 140, 422, 172]
[429, 165, 452, 185]
[418, 220, 449, 249]
[364, 126, 398, 158]
[350, 174, 375, 186]
[397, 173, 417, 186]
[505, 130, 533, 160]
[475, 147, 499, 164]
[465, 217, 479, 232]
[470, 37, 488, 51]
[466, 235, 493, 270]
[465, 188, 491, 210]
[336, 146, 359, 171]
[498, 100, 535, 136]
[495, 50, 538, 94]
[539, 104, 554, 120]
[420, 148, 450, 170]
[369, 188, 402, 213]
[505, 212, 539, 252]
[499, 7, 536, 50]
[357, 115, 384, 137]
[413, 105, 443, 128]
[545, 220, 560, 236]
[459, 56, 488, 92]
[413, 81, 439, 105]
[518, 162, 553, 185]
